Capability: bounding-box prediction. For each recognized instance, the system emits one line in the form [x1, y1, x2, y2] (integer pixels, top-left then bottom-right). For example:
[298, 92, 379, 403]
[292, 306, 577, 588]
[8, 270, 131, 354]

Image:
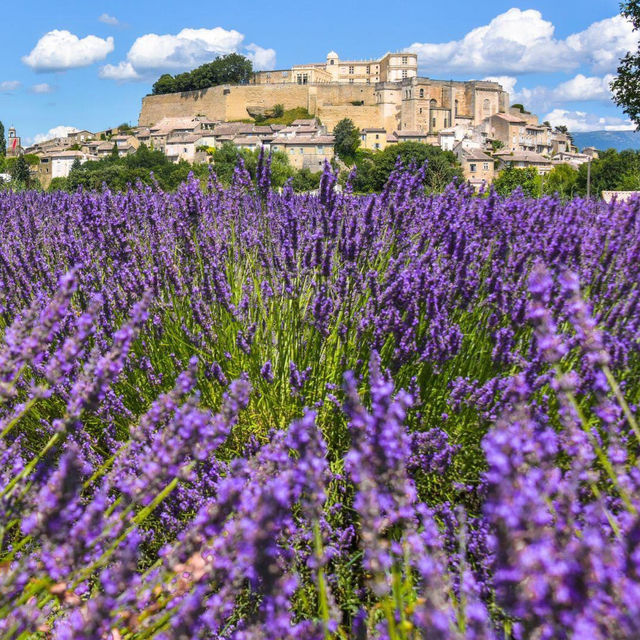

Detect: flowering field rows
[1, 163, 640, 638]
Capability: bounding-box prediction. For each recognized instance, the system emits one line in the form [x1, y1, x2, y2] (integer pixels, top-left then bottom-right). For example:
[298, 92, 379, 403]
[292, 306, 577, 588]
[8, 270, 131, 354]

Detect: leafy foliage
[333, 118, 360, 163]
[493, 166, 540, 197]
[151, 53, 253, 95]
[611, 1, 640, 128]
[348, 142, 463, 193]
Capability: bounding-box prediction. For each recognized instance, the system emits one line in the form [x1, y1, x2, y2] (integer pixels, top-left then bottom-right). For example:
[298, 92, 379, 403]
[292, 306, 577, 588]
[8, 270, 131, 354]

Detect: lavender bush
[0, 160, 639, 638]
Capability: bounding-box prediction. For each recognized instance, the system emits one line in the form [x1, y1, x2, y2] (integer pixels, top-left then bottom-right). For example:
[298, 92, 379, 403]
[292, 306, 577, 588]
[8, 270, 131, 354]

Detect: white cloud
[245, 43, 276, 71]
[565, 15, 637, 74]
[408, 9, 637, 76]
[545, 108, 635, 132]
[30, 82, 54, 94]
[22, 30, 114, 72]
[100, 26, 276, 81]
[33, 125, 79, 144]
[511, 74, 616, 114]
[126, 27, 244, 72]
[99, 13, 120, 26]
[99, 61, 140, 81]
[0, 81, 21, 93]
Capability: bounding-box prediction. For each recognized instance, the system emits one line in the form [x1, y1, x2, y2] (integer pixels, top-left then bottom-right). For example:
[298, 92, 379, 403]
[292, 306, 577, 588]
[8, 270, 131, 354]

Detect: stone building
[270, 134, 335, 170]
[252, 51, 418, 86]
[139, 72, 508, 137]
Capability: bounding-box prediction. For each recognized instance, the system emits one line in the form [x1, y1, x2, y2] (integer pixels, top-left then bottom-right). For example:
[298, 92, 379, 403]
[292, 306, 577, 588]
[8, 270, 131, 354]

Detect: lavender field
[1, 161, 640, 639]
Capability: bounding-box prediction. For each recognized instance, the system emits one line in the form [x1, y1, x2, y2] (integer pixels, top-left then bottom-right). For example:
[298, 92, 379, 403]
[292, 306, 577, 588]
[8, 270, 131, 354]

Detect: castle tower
[326, 51, 340, 81]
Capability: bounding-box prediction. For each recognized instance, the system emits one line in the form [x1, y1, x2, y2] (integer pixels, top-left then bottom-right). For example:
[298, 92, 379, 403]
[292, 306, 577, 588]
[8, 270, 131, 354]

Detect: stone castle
[138, 51, 510, 137]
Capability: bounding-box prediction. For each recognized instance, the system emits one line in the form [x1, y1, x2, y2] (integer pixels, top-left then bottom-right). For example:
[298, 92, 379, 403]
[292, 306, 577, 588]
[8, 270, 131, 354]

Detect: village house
[494, 150, 552, 175]
[455, 148, 495, 189]
[552, 151, 592, 169]
[35, 149, 96, 189]
[360, 128, 387, 151]
[270, 134, 335, 171]
[165, 132, 205, 163]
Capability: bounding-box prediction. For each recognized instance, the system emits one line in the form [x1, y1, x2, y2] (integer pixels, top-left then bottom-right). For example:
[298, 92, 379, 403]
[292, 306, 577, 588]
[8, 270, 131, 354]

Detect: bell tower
[6, 126, 22, 157]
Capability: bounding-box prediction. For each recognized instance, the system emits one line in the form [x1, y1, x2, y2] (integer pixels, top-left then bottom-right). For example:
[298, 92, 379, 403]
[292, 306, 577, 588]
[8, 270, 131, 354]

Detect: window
[470, 163, 477, 173]
[374, 143, 380, 150]
[366, 65, 370, 74]
[402, 69, 408, 79]
[330, 59, 334, 65]
[483, 163, 489, 170]
[419, 88, 424, 98]
[432, 117, 437, 128]
[349, 65, 354, 74]
[223, 88, 230, 95]
[402, 56, 408, 64]
[349, 79, 354, 84]
[296, 73, 308, 85]
[482, 98, 491, 116]
[375, 134, 379, 139]
[282, 71, 288, 77]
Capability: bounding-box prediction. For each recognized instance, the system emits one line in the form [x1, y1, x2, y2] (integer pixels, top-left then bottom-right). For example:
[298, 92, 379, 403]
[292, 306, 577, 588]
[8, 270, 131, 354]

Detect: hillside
[572, 130, 640, 152]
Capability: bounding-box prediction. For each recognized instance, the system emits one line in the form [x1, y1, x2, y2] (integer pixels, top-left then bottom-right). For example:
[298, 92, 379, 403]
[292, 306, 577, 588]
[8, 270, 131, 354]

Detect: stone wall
[139, 83, 379, 128]
[317, 105, 383, 131]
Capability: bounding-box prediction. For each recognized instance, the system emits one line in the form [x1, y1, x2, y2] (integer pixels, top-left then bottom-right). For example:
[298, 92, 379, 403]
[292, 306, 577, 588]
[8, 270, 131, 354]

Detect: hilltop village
[19, 51, 598, 190]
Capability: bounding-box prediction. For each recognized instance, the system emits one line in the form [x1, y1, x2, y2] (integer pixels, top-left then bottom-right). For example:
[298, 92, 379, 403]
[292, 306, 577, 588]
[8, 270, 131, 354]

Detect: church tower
[6, 126, 22, 157]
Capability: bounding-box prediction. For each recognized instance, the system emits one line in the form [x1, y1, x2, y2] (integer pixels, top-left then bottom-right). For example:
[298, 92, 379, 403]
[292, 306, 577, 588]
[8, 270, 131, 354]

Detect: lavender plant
[0, 162, 639, 638]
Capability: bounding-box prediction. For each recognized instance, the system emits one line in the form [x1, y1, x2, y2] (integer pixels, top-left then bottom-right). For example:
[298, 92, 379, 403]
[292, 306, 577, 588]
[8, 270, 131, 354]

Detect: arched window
[419, 88, 424, 98]
[430, 98, 437, 109]
[483, 98, 491, 116]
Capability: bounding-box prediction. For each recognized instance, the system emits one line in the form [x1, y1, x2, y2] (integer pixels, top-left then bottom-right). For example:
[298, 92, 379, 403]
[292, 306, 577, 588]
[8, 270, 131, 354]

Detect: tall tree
[333, 119, 360, 163]
[11, 154, 31, 188]
[611, 1, 640, 128]
[0, 122, 5, 157]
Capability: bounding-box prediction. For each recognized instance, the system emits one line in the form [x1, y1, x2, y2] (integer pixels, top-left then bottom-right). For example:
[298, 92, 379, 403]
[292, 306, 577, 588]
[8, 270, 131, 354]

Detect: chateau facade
[139, 51, 509, 136]
[252, 51, 418, 85]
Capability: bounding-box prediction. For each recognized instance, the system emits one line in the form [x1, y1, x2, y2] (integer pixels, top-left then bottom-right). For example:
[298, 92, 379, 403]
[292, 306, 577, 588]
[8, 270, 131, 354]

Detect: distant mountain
[571, 130, 640, 152]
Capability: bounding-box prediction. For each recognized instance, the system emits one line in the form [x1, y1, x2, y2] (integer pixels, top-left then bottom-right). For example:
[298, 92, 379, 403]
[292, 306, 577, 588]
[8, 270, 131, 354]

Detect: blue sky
[1, 0, 635, 143]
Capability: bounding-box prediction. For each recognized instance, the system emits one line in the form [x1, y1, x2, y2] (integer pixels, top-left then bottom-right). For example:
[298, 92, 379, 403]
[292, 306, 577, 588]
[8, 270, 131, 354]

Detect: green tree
[575, 148, 640, 196]
[367, 142, 463, 193]
[0, 122, 5, 157]
[152, 53, 253, 95]
[333, 119, 360, 163]
[542, 163, 579, 198]
[11, 154, 31, 188]
[611, 1, 640, 128]
[493, 166, 540, 197]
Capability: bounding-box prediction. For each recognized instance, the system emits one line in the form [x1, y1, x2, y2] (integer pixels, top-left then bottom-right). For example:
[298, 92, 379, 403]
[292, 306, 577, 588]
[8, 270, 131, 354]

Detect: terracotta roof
[395, 130, 427, 137]
[272, 135, 334, 145]
[495, 151, 550, 164]
[47, 150, 86, 159]
[462, 149, 494, 162]
[233, 135, 262, 145]
[213, 122, 255, 135]
[493, 113, 527, 124]
[166, 133, 202, 144]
